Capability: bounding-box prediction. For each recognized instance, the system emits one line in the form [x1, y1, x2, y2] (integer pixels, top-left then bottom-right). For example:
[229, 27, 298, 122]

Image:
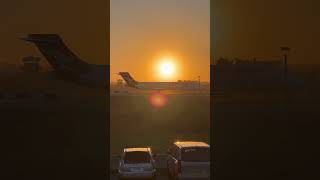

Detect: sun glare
[157, 56, 176, 80]
[160, 62, 174, 75]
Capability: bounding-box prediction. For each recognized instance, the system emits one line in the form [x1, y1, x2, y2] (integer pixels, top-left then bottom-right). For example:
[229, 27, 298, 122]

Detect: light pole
[196, 75, 201, 93]
[281, 47, 290, 102]
[281, 47, 290, 82]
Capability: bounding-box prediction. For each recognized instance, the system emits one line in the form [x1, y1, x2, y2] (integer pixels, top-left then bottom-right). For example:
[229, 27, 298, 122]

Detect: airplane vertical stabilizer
[21, 34, 89, 74]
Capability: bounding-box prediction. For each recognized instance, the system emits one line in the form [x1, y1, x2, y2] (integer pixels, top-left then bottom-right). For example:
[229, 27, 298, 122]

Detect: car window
[181, 147, 210, 162]
[124, 151, 151, 164]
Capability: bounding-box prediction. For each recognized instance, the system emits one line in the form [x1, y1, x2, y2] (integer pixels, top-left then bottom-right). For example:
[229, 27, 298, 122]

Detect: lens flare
[149, 92, 168, 108]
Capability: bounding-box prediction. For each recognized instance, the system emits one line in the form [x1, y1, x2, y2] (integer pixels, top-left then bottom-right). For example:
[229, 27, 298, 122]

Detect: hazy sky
[111, 0, 210, 82]
[212, 0, 320, 64]
[1, 0, 319, 76]
[0, 0, 107, 66]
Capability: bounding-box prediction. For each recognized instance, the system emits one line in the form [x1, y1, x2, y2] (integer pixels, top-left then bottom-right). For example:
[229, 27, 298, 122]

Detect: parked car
[167, 141, 210, 179]
[118, 147, 156, 179]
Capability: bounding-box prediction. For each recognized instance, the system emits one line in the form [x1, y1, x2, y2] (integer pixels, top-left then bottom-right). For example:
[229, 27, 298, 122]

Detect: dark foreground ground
[213, 89, 320, 180]
[0, 72, 108, 180]
[2, 70, 320, 179]
[110, 94, 210, 156]
[110, 93, 210, 180]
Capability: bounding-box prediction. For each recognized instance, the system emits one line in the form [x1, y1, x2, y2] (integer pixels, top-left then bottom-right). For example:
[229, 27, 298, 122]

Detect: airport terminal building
[212, 60, 290, 91]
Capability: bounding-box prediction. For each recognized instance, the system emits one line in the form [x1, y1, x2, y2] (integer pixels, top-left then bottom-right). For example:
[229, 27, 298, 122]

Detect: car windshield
[124, 151, 151, 164]
[181, 147, 210, 162]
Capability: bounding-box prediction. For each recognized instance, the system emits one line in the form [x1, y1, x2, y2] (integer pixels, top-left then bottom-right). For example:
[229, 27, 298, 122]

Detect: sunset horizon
[111, 0, 210, 82]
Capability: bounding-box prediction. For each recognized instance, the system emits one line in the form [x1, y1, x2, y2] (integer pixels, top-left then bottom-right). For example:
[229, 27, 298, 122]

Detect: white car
[118, 147, 156, 179]
[167, 141, 210, 180]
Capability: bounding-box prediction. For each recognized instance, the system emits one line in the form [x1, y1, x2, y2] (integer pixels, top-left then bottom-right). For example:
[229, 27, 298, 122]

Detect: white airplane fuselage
[134, 81, 200, 90]
[118, 72, 201, 90]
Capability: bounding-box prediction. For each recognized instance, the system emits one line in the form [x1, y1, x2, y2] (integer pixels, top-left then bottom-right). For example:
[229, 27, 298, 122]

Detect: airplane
[118, 72, 201, 90]
[21, 34, 108, 88]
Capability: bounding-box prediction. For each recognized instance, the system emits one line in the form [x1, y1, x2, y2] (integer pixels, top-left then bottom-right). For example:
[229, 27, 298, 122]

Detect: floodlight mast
[281, 47, 291, 103]
[281, 47, 291, 82]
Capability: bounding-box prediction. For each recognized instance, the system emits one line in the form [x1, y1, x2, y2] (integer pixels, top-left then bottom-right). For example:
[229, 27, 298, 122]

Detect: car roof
[174, 141, 210, 148]
[124, 147, 151, 152]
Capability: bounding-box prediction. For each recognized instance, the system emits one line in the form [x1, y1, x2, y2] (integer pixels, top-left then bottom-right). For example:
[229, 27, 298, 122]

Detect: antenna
[198, 75, 201, 91]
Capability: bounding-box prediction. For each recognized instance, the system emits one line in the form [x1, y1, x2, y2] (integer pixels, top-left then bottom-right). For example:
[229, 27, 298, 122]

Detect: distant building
[216, 57, 283, 65]
[213, 59, 285, 91]
[22, 56, 41, 72]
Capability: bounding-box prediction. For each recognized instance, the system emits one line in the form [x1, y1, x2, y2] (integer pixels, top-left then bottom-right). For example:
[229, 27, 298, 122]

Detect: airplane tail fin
[118, 72, 138, 87]
[21, 34, 89, 74]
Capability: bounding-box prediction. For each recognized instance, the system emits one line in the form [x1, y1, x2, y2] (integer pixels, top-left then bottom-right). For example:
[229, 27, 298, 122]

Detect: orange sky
[0, 1, 107, 66]
[111, 0, 210, 82]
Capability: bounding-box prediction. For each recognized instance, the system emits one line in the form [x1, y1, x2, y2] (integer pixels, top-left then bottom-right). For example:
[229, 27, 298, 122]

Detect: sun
[158, 57, 176, 79]
[160, 62, 174, 76]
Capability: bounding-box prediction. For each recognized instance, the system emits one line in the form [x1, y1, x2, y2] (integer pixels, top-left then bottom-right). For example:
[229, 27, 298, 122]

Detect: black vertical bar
[284, 53, 287, 82]
[210, 0, 215, 179]
[106, 0, 110, 178]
